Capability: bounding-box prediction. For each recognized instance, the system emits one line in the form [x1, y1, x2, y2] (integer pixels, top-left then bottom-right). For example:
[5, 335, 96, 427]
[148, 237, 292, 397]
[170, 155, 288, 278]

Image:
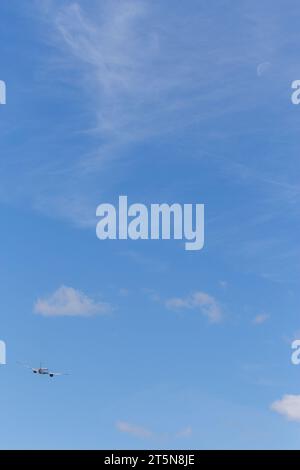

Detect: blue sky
[0, 0, 300, 450]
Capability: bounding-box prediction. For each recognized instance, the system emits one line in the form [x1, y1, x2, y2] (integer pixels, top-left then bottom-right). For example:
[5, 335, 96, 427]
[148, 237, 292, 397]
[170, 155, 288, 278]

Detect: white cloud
[192, 292, 222, 323]
[166, 297, 190, 310]
[166, 291, 222, 323]
[119, 288, 130, 297]
[34, 285, 112, 317]
[253, 313, 270, 325]
[176, 426, 193, 438]
[116, 421, 192, 440]
[271, 395, 300, 422]
[116, 421, 152, 439]
[219, 280, 228, 289]
[141, 288, 161, 303]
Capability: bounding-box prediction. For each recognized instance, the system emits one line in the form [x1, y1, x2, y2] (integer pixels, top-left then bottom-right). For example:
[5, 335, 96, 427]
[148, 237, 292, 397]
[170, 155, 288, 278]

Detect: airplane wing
[17, 361, 34, 370]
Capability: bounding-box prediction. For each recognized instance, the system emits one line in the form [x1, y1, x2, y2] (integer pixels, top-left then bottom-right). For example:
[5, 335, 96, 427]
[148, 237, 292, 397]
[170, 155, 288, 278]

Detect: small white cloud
[271, 395, 300, 422]
[141, 288, 161, 302]
[116, 420, 192, 441]
[192, 292, 222, 323]
[119, 288, 130, 297]
[219, 280, 228, 289]
[116, 421, 152, 439]
[253, 313, 270, 325]
[34, 285, 112, 317]
[166, 291, 222, 323]
[176, 426, 193, 438]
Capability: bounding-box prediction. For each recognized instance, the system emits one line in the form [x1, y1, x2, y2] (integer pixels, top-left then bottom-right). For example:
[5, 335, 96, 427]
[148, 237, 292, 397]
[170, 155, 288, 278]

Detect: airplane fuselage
[33, 368, 49, 375]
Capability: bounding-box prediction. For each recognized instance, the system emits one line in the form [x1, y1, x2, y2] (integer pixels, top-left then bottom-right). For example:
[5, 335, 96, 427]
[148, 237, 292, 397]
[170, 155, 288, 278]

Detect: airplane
[18, 362, 68, 378]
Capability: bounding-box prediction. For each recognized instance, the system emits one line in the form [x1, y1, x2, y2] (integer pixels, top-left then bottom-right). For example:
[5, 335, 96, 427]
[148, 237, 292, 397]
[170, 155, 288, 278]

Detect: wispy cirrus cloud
[37, 1, 276, 173]
[46, 0, 271, 152]
[2, 0, 298, 287]
[49, 0, 232, 141]
[1, 0, 294, 230]
[34, 285, 112, 317]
